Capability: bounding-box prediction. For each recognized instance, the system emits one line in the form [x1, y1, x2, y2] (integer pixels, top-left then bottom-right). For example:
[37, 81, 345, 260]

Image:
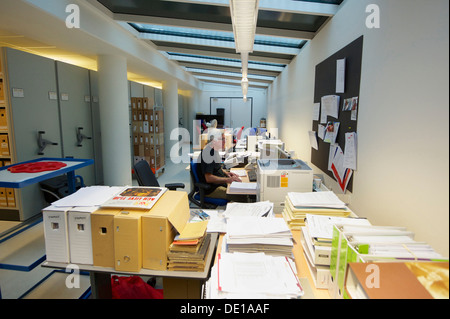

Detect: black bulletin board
[311, 36, 364, 192]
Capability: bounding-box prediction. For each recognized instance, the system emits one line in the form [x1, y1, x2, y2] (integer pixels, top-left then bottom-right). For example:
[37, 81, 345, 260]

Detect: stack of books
[167, 221, 210, 272]
[282, 191, 352, 230]
[225, 217, 293, 258]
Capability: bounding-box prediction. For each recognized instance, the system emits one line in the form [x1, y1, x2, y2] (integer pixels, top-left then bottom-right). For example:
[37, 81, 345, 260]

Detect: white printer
[257, 159, 313, 213]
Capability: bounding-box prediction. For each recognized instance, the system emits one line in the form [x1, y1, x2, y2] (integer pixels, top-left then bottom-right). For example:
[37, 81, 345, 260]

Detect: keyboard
[247, 170, 257, 182]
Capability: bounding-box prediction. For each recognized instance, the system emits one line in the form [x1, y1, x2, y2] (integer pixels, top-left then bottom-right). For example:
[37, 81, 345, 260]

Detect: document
[287, 191, 346, 209]
[305, 214, 371, 240]
[308, 131, 318, 150]
[312, 102, 320, 121]
[51, 186, 123, 207]
[336, 58, 346, 93]
[320, 95, 340, 124]
[343, 132, 357, 170]
[178, 220, 208, 240]
[223, 201, 274, 219]
[330, 145, 353, 192]
[318, 124, 326, 140]
[215, 253, 303, 298]
[101, 186, 167, 209]
[229, 182, 257, 194]
[323, 122, 340, 144]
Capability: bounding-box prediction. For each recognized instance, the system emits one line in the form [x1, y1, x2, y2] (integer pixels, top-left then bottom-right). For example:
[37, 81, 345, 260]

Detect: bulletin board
[311, 36, 364, 192]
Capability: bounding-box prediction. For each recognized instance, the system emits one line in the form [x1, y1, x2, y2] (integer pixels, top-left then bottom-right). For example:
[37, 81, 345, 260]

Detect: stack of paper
[282, 191, 351, 230]
[299, 215, 371, 289]
[225, 217, 293, 257]
[167, 221, 210, 271]
[229, 182, 257, 194]
[205, 252, 303, 299]
[329, 224, 447, 299]
[223, 201, 274, 219]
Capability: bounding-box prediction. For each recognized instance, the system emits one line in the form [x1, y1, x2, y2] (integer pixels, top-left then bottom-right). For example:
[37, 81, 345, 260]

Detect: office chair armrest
[164, 183, 185, 191]
[194, 182, 212, 192]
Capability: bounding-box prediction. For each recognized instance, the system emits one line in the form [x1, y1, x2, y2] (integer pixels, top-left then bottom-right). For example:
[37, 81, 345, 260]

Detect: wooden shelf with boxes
[131, 96, 165, 177]
[0, 49, 18, 212]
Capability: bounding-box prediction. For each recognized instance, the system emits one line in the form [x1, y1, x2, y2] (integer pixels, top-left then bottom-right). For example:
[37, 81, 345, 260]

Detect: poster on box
[101, 186, 167, 209]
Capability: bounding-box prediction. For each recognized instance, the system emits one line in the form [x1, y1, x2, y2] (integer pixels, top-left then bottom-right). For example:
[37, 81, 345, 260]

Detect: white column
[97, 55, 132, 186]
[162, 80, 179, 161]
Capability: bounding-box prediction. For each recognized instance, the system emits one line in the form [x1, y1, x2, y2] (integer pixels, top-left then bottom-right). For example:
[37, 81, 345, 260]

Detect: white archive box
[68, 206, 98, 265]
[42, 205, 72, 263]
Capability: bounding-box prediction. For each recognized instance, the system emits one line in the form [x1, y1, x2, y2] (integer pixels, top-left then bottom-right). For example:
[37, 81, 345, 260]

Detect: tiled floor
[0, 158, 193, 299]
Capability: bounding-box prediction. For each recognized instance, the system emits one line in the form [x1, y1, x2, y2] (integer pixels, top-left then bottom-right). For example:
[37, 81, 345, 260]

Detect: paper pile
[229, 182, 257, 194]
[167, 221, 210, 271]
[225, 217, 293, 257]
[282, 191, 351, 230]
[205, 252, 303, 299]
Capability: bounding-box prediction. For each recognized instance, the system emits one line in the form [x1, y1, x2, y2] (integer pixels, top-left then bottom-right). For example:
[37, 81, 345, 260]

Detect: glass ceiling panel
[184, 67, 276, 81]
[130, 23, 306, 48]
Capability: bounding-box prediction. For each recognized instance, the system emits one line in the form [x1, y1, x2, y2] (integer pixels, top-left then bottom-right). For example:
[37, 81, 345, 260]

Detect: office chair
[40, 174, 84, 204]
[188, 159, 228, 209]
[133, 159, 184, 191]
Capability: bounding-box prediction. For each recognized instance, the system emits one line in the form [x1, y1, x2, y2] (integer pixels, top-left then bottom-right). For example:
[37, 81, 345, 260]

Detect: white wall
[199, 83, 267, 129]
[267, 0, 449, 255]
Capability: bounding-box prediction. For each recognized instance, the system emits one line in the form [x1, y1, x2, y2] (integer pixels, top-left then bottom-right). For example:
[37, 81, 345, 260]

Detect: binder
[91, 207, 122, 268]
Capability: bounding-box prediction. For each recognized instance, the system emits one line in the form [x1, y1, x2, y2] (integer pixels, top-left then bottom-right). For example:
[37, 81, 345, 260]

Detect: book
[100, 186, 167, 209]
[345, 261, 449, 299]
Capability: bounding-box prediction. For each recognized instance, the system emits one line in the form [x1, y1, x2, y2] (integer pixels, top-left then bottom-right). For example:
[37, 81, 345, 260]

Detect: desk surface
[43, 232, 218, 281]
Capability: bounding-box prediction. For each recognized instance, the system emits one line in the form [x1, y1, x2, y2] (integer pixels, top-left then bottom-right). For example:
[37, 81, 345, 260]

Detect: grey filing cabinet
[2, 48, 98, 221]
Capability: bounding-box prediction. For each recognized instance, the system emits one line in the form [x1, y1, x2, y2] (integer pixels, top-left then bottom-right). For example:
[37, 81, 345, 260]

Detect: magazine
[101, 186, 167, 209]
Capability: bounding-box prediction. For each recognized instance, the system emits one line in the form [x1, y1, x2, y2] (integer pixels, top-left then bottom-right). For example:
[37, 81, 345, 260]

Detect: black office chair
[133, 159, 185, 191]
[188, 159, 228, 209]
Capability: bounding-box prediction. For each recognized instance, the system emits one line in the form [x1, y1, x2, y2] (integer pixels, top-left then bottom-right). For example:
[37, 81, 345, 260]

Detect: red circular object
[8, 161, 67, 173]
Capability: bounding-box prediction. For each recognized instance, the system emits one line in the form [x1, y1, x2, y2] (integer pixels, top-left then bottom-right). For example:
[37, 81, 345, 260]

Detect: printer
[256, 159, 313, 213]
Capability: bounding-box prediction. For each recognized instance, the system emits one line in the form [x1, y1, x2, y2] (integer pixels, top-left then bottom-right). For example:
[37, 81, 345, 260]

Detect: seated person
[198, 128, 242, 200]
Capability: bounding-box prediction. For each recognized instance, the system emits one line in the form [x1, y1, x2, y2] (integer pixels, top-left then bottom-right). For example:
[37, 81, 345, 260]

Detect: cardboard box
[0, 108, 7, 130]
[0, 134, 9, 156]
[6, 188, 15, 207]
[68, 206, 98, 265]
[163, 278, 202, 299]
[91, 207, 122, 268]
[142, 97, 149, 110]
[142, 191, 190, 270]
[42, 205, 72, 263]
[136, 98, 143, 110]
[0, 187, 7, 207]
[131, 97, 137, 110]
[0, 78, 5, 103]
[114, 209, 145, 272]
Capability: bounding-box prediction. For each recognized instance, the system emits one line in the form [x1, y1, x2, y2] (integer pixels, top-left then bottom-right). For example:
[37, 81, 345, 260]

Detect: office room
[0, 0, 448, 301]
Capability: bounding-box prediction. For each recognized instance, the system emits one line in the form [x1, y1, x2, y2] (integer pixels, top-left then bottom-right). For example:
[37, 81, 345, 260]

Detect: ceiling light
[230, 0, 259, 53]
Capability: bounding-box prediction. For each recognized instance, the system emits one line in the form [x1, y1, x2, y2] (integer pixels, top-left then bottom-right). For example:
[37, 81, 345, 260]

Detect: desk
[0, 157, 94, 193]
[42, 232, 218, 299]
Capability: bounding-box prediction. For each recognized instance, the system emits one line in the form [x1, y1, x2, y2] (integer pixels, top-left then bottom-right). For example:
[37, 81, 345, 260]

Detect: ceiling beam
[178, 61, 281, 77]
[161, 0, 340, 16]
[114, 14, 314, 40]
[156, 45, 291, 65]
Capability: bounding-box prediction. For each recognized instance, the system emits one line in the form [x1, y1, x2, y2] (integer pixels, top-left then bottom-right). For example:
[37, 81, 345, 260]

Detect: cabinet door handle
[76, 127, 92, 147]
[37, 131, 58, 155]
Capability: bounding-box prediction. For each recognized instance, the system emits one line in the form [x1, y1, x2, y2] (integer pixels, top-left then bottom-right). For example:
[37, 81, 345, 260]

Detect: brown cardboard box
[0, 188, 7, 207]
[0, 134, 9, 156]
[142, 191, 189, 270]
[131, 110, 138, 122]
[91, 208, 122, 268]
[114, 209, 146, 272]
[136, 98, 143, 110]
[131, 97, 137, 110]
[133, 133, 139, 145]
[143, 133, 151, 145]
[1, 78, 5, 103]
[143, 110, 150, 121]
[142, 97, 149, 110]
[0, 108, 7, 130]
[6, 188, 15, 207]
[159, 144, 165, 166]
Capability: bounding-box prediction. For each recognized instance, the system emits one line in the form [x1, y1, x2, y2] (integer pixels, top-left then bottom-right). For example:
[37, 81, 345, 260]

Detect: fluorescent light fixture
[230, 0, 259, 53]
[230, 0, 259, 97]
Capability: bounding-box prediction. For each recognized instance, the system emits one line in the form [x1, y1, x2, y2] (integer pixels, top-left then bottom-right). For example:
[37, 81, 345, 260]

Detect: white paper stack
[225, 217, 293, 257]
[229, 182, 257, 194]
[204, 252, 303, 299]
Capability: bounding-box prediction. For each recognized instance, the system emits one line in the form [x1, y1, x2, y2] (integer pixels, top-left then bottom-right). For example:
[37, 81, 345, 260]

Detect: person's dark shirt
[198, 144, 227, 194]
